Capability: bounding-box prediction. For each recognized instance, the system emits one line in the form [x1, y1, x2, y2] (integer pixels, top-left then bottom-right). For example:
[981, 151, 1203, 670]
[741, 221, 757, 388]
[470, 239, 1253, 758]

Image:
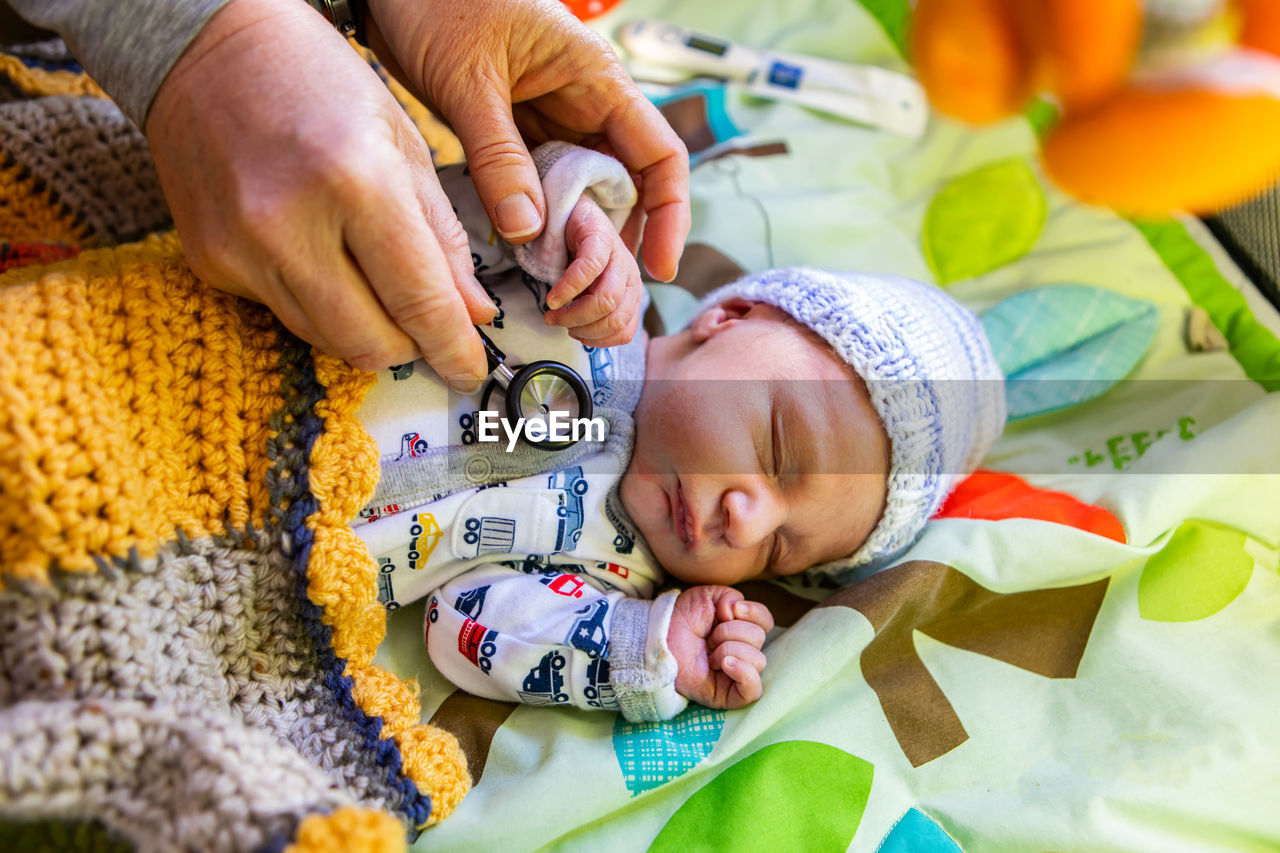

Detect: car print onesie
[351, 143, 686, 723]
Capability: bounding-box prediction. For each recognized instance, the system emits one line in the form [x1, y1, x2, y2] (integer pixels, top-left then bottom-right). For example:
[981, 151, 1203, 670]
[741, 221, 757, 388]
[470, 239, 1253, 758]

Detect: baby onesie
[351, 144, 686, 722]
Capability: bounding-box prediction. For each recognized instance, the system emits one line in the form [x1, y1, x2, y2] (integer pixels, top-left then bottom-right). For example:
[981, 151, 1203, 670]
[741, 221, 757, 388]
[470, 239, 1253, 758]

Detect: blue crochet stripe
[11, 53, 84, 74]
[271, 334, 433, 835]
[260, 825, 297, 853]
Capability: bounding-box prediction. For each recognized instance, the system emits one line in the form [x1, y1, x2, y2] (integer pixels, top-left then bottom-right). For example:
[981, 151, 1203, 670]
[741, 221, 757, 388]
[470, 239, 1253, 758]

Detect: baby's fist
[543, 195, 642, 346]
[667, 585, 775, 710]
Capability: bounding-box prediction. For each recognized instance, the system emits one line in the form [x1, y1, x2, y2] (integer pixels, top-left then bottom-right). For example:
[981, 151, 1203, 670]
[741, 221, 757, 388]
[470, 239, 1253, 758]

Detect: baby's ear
[689, 298, 757, 342]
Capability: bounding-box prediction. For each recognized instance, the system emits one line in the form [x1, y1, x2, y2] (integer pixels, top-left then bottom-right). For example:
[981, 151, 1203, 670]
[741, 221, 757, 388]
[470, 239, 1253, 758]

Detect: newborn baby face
[620, 299, 890, 585]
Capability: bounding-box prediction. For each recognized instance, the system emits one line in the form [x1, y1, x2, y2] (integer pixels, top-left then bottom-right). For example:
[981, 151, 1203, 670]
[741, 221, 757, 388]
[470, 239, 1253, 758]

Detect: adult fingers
[444, 78, 545, 244]
[345, 151, 489, 387]
[216, 270, 339, 358]
[294, 269, 418, 368]
[603, 96, 690, 281]
[403, 140, 499, 326]
[180, 227, 366, 361]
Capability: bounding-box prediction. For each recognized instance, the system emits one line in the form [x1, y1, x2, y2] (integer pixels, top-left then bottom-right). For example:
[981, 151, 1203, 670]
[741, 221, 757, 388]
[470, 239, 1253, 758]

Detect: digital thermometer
[618, 20, 929, 138]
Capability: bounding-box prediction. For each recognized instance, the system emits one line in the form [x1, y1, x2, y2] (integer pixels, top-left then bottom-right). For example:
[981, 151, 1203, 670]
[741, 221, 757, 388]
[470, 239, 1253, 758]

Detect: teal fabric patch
[923, 159, 1048, 285]
[613, 705, 726, 796]
[649, 82, 744, 150]
[982, 284, 1160, 420]
[877, 808, 961, 853]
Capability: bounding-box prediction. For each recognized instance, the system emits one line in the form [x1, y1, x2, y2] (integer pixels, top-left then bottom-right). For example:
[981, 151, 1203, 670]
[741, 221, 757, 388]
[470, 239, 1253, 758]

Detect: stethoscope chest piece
[476, 328, 593, 451]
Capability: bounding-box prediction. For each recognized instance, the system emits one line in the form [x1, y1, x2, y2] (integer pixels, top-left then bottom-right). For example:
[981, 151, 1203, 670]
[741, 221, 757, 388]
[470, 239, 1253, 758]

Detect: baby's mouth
[673, 479, 697, 550]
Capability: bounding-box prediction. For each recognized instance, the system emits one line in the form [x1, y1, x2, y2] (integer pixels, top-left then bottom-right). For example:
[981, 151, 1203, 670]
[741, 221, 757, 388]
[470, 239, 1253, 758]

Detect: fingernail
[546, 293, 564, 310]
[447, 375, 483, 395]
[651, 260, 678, 284]
[723, 656, 739, 670]
[495, 193, 541, 240]
[734, 603, 748, 618]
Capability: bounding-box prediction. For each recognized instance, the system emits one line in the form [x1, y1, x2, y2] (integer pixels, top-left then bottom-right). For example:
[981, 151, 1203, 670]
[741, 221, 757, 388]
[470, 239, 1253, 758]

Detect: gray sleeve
[8, 0, 234, 127]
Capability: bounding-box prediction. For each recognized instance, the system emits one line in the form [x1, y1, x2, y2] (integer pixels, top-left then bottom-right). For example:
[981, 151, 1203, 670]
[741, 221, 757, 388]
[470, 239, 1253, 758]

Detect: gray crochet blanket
[0, 42, 472, 853]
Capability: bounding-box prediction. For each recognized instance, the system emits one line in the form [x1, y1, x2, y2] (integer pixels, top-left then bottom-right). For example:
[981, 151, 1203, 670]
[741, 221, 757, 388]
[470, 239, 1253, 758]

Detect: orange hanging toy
[911, 0, 1280, 216]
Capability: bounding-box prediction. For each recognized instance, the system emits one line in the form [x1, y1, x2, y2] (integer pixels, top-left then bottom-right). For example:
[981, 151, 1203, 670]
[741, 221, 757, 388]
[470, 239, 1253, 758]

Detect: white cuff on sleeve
[512, 141, 638, 283]
[608, 590, 687, 722]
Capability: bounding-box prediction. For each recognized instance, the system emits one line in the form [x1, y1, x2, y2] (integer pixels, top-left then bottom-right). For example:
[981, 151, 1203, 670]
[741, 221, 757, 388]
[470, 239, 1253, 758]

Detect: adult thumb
[448, 86, 546, 244]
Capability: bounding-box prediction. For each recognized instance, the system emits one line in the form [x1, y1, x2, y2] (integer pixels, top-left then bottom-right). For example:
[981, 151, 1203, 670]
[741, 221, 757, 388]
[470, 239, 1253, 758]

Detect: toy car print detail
[540, 573, 586, 598]
[455, 585, 489, 618]
[462, 515, 517, 554]
[407, 513, 442, 569]
[399, 432, 429, 458]
[565, 598, 609, 658]
[584, 657, 616, 709]
[547, 466, 588, 551]
[458, 618, 500, 674]
[583, 344, 614, 403]
[499, 554, 560, 577]
[425, 596, 439, 639]
[359, 502, 403, 522]
[518, 650, 569, 706]
[377, 572, 399, 611]
[598, 561, 629, 580]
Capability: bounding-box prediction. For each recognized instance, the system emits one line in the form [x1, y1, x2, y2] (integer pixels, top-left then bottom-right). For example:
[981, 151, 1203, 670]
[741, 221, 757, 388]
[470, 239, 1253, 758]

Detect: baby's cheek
[667, 551, 761, 588]
[807, 473, 889, 567]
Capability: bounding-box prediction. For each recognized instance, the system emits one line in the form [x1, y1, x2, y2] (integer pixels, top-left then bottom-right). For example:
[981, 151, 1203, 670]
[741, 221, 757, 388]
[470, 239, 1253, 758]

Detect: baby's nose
[720, 482, 783, 550]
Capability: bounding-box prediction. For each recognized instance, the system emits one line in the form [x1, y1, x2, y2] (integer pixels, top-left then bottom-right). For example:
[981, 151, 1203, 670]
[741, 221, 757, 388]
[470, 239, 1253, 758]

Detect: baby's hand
[543, 195, 643, 346]
[667, 585, 775, 710]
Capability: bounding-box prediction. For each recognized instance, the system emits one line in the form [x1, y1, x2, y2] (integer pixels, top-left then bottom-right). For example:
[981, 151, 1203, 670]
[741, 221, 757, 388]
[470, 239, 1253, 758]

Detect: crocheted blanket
[0, 43, 470, 852]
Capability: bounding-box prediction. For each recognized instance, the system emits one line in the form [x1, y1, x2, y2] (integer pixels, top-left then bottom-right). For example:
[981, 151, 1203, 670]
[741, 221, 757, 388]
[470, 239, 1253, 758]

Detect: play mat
[3, 0, 1280, 851]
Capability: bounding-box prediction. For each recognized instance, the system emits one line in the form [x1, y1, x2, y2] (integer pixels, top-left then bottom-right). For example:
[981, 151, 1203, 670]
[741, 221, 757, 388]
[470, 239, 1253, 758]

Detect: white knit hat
[697, 268, 1006, 573]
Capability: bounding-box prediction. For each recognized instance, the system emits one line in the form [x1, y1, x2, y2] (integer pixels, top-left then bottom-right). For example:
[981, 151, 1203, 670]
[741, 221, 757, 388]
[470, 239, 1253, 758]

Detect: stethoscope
[475, 327, 593, 451]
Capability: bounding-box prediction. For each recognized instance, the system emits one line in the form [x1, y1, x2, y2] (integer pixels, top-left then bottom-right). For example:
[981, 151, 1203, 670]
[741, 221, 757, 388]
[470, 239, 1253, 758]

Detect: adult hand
[146, 0, 497, 386]
[365, 0, 691, 282]
[668, 585, 773, 710]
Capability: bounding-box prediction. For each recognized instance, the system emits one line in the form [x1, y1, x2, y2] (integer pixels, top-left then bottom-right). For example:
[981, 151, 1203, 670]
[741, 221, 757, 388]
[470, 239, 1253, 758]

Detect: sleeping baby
[353, 143, 1005, 721]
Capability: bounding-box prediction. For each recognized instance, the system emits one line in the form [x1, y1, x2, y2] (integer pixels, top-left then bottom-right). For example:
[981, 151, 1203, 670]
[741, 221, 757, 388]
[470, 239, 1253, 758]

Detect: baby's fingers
[545, 230, 610, 312]
[709, 618, 766, 651]
[720, 654, 764, 708]
[710, 641, 765, 676]
[732, 600, 775, 633]
[545, 253, 637, 333]
[713, 587, 746, 623]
